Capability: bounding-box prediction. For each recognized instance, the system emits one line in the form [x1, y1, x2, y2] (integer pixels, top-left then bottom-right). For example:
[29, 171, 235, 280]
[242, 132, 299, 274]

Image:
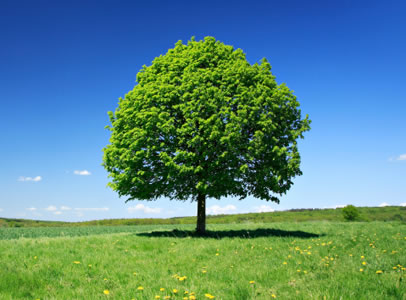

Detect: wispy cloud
[379, 202, 390, 207]
[0, 208, 3, 212]
[27, 207, 37, 211]
[207, 204, 237, 215]
[60, 206, 71, 211]
[45, 205, 58, 211]
[334, 205, 347, 209]
[396, 154, 406, 161]
[74, 207, 109, 212]
[389, 153, 406, 162]
[74, 170, 91, 176]
[128, 204, 162, 214]
[53, 211, 62, 215]
[252, 205, 275, 213]
[18, 176, 42, 182]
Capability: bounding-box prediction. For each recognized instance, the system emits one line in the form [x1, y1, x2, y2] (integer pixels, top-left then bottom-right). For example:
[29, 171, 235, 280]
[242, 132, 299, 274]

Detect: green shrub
[342, 205, 360, 221]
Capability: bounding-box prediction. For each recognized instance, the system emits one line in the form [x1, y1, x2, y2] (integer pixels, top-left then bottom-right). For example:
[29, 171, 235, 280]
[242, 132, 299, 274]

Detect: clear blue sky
[1, 0, 405, 221]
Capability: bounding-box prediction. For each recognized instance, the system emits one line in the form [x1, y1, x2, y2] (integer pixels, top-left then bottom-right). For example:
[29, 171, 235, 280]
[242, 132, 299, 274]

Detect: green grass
[1, 206, 405, 228]
[0, 222, 405, 299]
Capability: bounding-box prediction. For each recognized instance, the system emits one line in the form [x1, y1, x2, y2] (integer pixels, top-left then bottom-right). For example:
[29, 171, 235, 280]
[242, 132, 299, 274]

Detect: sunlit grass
[0, 222, 404, 299]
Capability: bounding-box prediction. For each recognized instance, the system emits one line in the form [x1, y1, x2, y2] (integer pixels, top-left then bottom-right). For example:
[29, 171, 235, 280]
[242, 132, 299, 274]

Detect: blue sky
[1, 0, 405, 221]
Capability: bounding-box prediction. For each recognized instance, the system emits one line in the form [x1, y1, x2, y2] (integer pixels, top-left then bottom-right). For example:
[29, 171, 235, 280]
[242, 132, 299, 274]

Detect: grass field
[1, 206, 405, 228]
[0, 221, 405, 299]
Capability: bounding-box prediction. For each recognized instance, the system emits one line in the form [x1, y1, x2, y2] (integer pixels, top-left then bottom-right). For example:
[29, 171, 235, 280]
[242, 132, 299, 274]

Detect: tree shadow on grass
[136, 228, 322, 239]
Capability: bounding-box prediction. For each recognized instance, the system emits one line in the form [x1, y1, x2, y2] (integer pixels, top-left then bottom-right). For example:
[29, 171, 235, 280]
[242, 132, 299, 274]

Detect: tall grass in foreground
[0, 222, 405, 299]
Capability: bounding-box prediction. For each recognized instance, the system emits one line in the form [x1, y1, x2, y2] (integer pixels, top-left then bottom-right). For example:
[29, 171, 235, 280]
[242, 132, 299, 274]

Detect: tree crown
[103, 36, 311, 203]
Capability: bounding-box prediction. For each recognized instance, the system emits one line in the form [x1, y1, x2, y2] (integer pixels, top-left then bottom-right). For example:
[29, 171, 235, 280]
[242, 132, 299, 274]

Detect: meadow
[0, 221, 405, 299]
[1, 206, 405, 228]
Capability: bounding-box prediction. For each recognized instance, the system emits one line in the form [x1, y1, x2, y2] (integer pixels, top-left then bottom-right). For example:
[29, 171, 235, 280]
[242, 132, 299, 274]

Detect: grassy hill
[1, 206, 405, 228]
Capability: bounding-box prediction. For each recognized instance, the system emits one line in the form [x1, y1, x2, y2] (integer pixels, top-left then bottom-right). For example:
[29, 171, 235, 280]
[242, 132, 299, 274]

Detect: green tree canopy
[103, 37, 311, 233]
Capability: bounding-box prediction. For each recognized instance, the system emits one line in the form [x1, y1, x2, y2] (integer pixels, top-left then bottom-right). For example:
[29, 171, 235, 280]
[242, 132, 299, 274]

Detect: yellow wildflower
[73, 261, 80, 264]
[103, 290, 110, 295]
[249, 281, 255, 284]
[205, 294, 215, 299]
[155, 296, 161, 299]
[362, 262, 367, 265]
[137, 286, 144, 291]
[173, 289, 178, 294]
[160, 288, 165, 291]
[360, 268, 364, 272]
[376, 270, 383, 274]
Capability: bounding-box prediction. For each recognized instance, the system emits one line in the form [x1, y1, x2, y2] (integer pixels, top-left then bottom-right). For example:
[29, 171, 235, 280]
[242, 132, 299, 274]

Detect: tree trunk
[196, 193, 206, 234]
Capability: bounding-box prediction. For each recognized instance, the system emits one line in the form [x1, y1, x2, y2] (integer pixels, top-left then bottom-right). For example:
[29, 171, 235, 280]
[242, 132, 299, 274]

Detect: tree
[103, 37, 311, 234]
[342, 205, 360, 221]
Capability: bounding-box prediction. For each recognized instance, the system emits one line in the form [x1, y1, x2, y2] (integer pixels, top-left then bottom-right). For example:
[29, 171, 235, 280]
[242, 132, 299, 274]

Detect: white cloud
[128, 204, 162, 214]
[74, 207, 109, 212]
[379, 202, 390, 207]
[53, 211, 62, 215]
[252, 205, 275, 213]
[18, 176, 42, 182]
[334, 205, 347, 209]
[27, 207, 37, 211]
[396, 154, 406, 161]
[207, 204, 237, 215]
[399, 203, 406, 207]
[60, 206, 71, 211]
[45, 205, 58, 211]
[74, 170, 91, 176]
[0, 208, 3, 212]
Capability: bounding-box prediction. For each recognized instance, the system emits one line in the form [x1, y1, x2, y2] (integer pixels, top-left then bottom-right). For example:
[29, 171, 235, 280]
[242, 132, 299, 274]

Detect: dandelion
[361, 256, 365, 259]
[360, 269, 364, 272]
[393, 267, 397, 270]
[73, 261, 80, 264]
[272, 294, 277, 298]
[34, 256, 37, 259]
[173, 289, 178, 294]
[103, 290, 110, 295]
[137, 286, 144, 291]
[376, 270, 383, 274]
[164, 296, 171, 300]
[189, 296, 196, 300]
[88, 264, 92, 267]
[362, 262, 367, 265]
[215, 253, 219, 256]
[202, 270, 207, 273]
[160, 288, 165, 292]
[283, 262, 287, 265]
[249, 281, 255, 284]
[155, 296, 161, 299]
[133, 272, 137, 276]
[205, 294, 215, 299]
[178, 276, 187, 281]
